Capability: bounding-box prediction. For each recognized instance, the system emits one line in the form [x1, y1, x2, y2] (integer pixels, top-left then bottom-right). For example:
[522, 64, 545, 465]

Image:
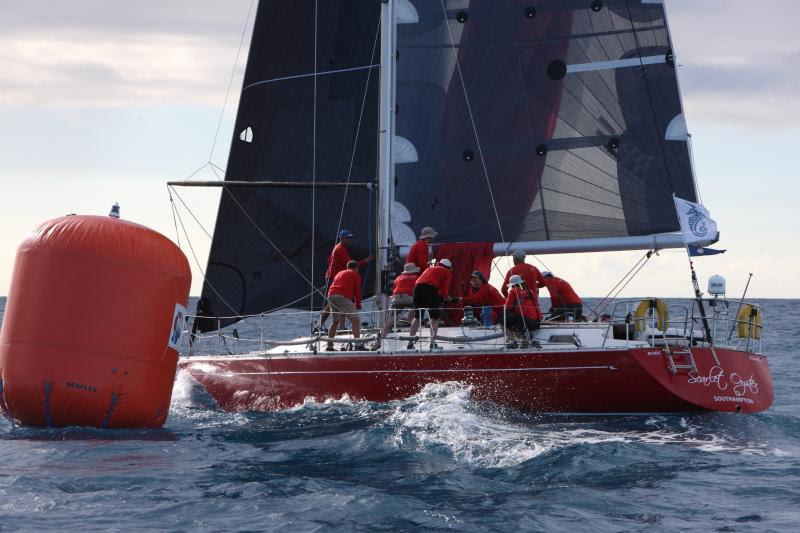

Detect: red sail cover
[0, 216, 191, 428]
[435, 242, 494, 325]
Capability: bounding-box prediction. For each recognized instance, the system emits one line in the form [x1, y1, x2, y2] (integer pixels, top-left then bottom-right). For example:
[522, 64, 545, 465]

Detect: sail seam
[242, 64, 380, 91]
[438, 0, 505, 244]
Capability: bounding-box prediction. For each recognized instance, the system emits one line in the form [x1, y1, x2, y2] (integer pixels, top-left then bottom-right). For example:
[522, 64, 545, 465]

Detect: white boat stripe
[567, 55, 666, 74]
[208, 365, 616, 376]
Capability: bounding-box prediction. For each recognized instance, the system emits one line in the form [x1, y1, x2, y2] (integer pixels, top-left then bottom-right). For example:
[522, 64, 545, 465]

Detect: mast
[376, 0, 396, 297]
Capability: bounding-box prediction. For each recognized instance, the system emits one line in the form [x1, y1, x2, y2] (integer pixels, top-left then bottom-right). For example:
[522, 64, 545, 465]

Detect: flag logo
[685, 205, 708, 238]
[674, 196, 718, 245]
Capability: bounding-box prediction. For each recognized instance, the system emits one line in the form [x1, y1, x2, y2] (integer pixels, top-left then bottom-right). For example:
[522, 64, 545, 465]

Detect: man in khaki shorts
[373, 262, 420, 349]
[326, 260, 364, 351]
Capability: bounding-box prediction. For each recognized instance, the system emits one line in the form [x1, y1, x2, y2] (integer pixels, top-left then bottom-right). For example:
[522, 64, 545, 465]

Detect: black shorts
[505, 313, 541, 333]
[549, 303, 583, 321]
[413, 283, 443, 320]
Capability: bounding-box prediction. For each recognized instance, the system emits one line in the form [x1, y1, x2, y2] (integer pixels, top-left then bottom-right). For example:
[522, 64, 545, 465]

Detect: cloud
[0, 1, 253, 107]
[667, 0, 800, 128]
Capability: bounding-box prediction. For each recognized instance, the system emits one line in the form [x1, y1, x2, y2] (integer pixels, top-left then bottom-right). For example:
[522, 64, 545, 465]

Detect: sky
[0, 0, 798, 300]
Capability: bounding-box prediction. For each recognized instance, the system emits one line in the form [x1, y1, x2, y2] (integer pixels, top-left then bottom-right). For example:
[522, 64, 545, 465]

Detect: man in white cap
[373, 263, 420, 349]
[408, 258, 455, 349]
[406, 226, 437, 274]
[501, 250, 546, 298]
[503, 274, 542, 348]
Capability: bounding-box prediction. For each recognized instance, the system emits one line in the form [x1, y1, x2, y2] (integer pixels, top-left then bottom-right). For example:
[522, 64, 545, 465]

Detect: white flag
[674, 196, 718, 245]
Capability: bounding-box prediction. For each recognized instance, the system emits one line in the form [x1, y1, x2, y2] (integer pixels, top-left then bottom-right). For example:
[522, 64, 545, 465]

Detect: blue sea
[1, 297, 799, 531]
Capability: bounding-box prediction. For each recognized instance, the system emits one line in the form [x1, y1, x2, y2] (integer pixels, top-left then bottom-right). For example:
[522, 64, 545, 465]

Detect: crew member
[325, 229, 373, 281]
[408, 258, 454, 349]
[458, 271, 505, 324]
[406, 226, 437, 274]
[503, 275, 542, 347]
[326, 260, 365, 351]
[501, 250, 545, 298]
[542, 272, 583, 321]
[319, 229, 373, 330]
[373, 263, 420, 349]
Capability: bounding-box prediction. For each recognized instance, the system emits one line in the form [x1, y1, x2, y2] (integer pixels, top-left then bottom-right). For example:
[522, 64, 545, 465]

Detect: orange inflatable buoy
[0, 214, 191, 428]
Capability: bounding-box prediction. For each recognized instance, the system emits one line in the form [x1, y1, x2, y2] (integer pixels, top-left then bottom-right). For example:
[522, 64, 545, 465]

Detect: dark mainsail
[196, 1, 381, 331]
[196, 0, 701, 330]
[393, 0, 697, 245]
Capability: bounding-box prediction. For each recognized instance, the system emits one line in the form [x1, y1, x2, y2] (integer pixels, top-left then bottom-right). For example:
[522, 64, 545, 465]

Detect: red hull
[180, 347, 773, 414]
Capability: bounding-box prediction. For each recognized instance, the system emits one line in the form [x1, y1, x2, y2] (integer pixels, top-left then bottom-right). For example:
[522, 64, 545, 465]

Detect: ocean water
[1, 297, 799, 531]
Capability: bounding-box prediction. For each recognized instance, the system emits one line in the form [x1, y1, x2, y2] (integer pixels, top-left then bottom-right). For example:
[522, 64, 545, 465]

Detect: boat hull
[179, 347, 772, 414]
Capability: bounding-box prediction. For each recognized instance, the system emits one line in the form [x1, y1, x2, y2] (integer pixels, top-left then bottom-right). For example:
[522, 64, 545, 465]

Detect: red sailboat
[173, 0, 772, 414]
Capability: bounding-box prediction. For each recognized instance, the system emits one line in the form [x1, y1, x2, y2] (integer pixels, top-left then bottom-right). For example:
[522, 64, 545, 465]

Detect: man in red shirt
[503, 274, 542, 348]
[458, 271, 505, 324]
[326, 260, 364, 351]
[319, 229, 373, 331]
[408, 258, 454, 349]
[325, 229, 373, 281]
[501, 250, 545, 298]
[406, 226, 437, 274]
[374, 263, 420, 348]
[542, 271, 583, 321]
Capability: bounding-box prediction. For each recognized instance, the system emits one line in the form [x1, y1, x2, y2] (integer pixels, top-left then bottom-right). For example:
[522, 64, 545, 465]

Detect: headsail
[196, 1, 381, 331]
[393, 0, 698, 246]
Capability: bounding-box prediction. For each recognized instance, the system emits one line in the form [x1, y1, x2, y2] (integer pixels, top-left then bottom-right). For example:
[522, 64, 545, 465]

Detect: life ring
[634, 298, 669, 332]
[736, 304, 762, 340]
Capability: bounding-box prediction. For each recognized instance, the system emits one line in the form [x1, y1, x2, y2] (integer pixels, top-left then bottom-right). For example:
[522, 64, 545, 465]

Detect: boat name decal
[687, 367, 760, 398]
[729, 373, 759, 397]
[687, 366, 727, 390]
[713, 395, 755, 405]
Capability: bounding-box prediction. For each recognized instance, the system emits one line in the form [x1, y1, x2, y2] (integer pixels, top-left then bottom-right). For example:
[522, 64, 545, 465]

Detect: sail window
[547, 60, 567, 80]
[396, 0, 419, 24]
[524, 7, 537, 18]
[456, 11, 468, 23]
[591, 0, 603, 12]
[239, 126, 253, 143]
[394, 136, 419, 164]
[463, 150, 474, 162]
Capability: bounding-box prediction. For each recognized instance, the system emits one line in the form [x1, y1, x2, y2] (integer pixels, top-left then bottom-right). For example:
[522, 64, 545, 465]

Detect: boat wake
[168, 372, 790, 467]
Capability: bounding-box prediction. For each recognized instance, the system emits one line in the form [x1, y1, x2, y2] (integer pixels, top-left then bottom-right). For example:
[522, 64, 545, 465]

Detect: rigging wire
[438, 0, 506, 245]
[334, 15, 381, 242]
[208, 0, 257, 164]
[169, 185, 214, 240]
[586, 250, 655, 319]
[167, 188, 182, 249]
[170, 193, 240, 317]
